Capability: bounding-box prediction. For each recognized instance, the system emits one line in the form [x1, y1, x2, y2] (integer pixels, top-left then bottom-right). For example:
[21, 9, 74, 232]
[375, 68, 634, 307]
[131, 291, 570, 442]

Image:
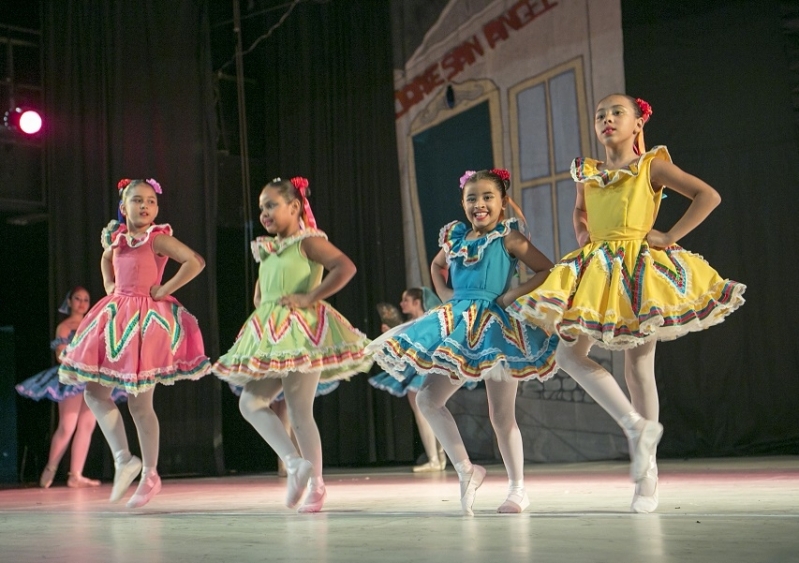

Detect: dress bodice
[251, 230, 327, 302]
[440, 219, 517, 301]
[102, 223, 171, 297]
[571, 146, 671, 241]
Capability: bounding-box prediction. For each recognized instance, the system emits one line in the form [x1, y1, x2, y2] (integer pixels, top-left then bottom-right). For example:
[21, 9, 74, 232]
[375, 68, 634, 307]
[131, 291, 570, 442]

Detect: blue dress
[368, 219, 559, 384]
[16, 332, 126, 403]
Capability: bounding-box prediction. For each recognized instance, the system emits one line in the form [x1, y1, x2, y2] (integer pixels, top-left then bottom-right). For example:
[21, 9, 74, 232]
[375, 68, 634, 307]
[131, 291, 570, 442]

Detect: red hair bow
[490, 168, 511, 182]
[636, 98, 653, 123]
[290, 176, 309, 196]
[117, 178, 132, 193]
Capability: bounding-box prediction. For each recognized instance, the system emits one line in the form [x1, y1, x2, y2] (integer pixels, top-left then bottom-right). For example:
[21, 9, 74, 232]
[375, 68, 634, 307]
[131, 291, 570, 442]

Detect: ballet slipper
[110, 455, 142, 502]
[285, 457, 313, 508]
[297, 485, 327, 513]
[67, 473, 101, 488]
[39, 465, 57, 489]
[459, 464, 486, 516]
[631, 457, 659, 513]
[629, 420, 663, 482]
[413, 460, 444, 473]
[126, 472, 162, 509]
[497, 488, 530, 514]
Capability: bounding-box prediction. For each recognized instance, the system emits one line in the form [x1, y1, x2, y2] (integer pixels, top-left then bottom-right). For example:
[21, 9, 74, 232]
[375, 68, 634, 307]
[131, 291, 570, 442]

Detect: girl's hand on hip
[279, 293, 313, 308]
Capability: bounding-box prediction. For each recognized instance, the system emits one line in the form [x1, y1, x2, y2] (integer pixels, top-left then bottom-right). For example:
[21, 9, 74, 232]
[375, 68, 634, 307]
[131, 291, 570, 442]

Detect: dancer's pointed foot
[298, 485, 326, 513]
[458, 464, 486, 516]
[126, 472, 161, 509]
[629, 421, 663, 482]
[110, 455, 142, 502]
[67, 473, 101, 488]
[497, 487, 530, 513]
[39, 465, 57, 489]
[285, 457, 313, 508]
[631, 456, 659, 513]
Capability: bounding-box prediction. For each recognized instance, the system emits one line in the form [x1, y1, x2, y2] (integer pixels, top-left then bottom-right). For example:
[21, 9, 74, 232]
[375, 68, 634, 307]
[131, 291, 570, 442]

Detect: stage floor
[1, 456, 798, 562]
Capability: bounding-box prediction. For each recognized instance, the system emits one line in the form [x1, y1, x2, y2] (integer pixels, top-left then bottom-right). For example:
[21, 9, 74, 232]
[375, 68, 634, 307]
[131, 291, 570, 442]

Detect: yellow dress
[509, 146, 746, 350]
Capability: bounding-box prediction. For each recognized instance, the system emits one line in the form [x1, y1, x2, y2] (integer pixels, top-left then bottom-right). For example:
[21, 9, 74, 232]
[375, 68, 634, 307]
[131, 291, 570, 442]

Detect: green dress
[213, 229, 372, 385]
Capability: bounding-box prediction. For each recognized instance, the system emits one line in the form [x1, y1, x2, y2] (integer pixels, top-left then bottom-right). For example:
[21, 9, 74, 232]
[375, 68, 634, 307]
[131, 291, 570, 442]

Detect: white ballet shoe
[67, 473, 101, 488]
[497, 488, 530, 514]
[126, 472, 162, 509]
[631, 457, 659, 513]
[39, 465, 57, 489]
[110, 455, 142, 502]
[459, 465, 486, 516]
[629, 421, 663, 482]
[413, 460, 444, 473]
[297, 485, 327, 513]
[285, 457, 313, 508]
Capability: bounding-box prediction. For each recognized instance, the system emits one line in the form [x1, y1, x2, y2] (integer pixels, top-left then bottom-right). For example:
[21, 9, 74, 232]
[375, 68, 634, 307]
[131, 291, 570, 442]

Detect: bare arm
[151, 235, 206, 300]
[101, 247, 115, 295]
[573, 182, 590, 246]
[279, 236, 356, 308]
[648, 159, 722, 247]
[498, 231, 555, 307]
[53, 320, 72, 363]
[430, 249, 453, 302]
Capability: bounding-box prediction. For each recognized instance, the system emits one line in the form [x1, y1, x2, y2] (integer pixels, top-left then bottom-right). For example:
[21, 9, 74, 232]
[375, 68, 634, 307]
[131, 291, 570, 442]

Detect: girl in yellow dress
[509, 94, 745, 513]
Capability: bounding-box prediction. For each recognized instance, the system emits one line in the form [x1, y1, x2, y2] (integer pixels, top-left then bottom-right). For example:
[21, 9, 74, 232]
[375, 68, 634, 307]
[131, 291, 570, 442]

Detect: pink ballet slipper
[497, 488, 530, 514]
[297, 485, 326, 513]
[126, 472, 162, 509]
[39, 465, 57, 489]
[459, 464, 486, 516]
[110, 455, 142, 502]
[631, 456, 659, 513]
[67, 473, 101, 488]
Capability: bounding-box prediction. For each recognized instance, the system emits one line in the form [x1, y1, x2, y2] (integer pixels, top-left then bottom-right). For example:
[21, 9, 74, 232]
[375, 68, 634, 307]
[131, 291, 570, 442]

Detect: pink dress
[58, 222, 210, 395]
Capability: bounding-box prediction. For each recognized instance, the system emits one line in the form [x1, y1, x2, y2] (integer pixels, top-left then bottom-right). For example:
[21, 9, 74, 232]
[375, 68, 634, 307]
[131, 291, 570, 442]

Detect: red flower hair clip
[636, 98, 653, 123]
[290, 176, 309, 196]
[117, 178, 132, 194]
[490, 168, 511, 182]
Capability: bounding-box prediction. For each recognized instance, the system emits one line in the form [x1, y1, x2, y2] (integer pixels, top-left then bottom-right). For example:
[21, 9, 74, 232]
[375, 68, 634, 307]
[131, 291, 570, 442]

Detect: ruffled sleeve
[50, 333, 74, 350]
[441, 218, 517, 266]
[571, 146, 671, 188]
[101, 222, 173, 250]
[250, 228, 328, 263]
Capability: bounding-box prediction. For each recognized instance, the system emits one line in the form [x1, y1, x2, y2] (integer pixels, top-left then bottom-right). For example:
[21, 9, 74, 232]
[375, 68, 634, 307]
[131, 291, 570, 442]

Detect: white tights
[554, 337, 658, 427]
[416, 375, 524, 483]
[407, 390, 441, 465]
[239, 371, 323, 482]
[84, 383, 160, 472]
[555, 337, 659, 496]
[46, 394, 97, 475]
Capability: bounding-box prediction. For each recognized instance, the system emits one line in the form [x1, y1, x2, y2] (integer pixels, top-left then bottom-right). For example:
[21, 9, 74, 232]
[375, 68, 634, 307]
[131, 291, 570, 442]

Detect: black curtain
[622, 0, 799, 456]
[213, 0, 410, 467]
[43, 0, 223, 476]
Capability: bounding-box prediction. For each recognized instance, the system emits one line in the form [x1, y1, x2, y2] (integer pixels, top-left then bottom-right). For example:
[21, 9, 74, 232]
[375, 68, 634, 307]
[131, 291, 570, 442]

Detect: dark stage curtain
[622, 0, 799, 456]
[214, 0, 410, 467]
[43, 0, 223, 476]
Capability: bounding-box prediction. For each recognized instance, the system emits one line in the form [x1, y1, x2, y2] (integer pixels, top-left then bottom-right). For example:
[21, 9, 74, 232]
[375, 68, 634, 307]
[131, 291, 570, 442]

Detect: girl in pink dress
[59, 178, 210, 508]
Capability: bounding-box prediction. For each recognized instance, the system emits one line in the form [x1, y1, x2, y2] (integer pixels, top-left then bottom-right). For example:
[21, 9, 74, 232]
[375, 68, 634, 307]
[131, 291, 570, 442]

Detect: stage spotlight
[4, 107, 43, 135]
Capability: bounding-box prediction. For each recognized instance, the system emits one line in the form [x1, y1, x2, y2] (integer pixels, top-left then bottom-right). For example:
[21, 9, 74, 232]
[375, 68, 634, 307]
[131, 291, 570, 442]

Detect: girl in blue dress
[16, 287, 123, 488]
[368, 169, 559, 515]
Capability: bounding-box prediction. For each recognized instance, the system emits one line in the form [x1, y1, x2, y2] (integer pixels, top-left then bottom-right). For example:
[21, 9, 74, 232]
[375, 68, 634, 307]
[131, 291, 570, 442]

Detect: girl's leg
[417, 375, 485, 515]
[282, 370, 325, 513]
[625, 340, 659, 512]
[83, 383, 141, 502]
[39, 394, 82, 488]
[239, 377, 311, 508]
[126, 388, 162, 508]
[556, 337, 662, 481]
[272, 399, 291, 477]
[407, 390, 443, 472]
[66, 399, 101, 487]
[485, 379, 529, 513]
